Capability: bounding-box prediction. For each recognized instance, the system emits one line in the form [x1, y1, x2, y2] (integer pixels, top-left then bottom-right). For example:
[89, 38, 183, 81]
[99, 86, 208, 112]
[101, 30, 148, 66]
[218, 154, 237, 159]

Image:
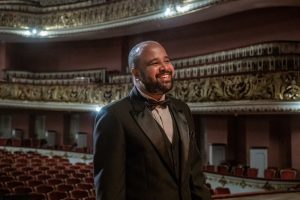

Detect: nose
[159, 61, 172, 72]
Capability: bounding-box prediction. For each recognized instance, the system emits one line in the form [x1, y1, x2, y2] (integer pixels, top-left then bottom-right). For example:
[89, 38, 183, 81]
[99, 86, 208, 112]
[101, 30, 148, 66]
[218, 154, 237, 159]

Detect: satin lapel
[130, 108, 172, 171]
[169, 103, 190, 180]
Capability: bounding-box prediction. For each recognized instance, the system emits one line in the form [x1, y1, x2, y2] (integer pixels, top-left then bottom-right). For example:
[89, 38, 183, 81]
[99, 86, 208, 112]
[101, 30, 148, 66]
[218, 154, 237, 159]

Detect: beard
[140, 70, 173, 94]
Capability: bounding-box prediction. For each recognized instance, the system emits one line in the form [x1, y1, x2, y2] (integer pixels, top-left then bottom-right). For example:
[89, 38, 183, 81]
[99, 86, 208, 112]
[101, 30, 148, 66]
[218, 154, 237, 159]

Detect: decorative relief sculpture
[1, 72, 300, 105]
[0, 0, 170, 30]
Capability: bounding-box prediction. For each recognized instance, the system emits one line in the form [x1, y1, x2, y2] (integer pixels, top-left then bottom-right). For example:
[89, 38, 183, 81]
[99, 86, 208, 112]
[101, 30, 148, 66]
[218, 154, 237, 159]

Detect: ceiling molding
[1, 0, 300, 42]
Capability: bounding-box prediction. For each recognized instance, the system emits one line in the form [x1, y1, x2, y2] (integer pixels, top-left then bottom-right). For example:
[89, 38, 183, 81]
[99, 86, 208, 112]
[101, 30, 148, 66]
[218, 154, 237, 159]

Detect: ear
[131, 68, 140, 79]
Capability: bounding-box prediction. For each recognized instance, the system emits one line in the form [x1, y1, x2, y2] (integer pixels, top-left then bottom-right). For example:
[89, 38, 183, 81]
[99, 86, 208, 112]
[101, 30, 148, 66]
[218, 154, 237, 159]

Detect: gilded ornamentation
[0, 0, 186, 32]
[1, 72, 300, 106]
[262, 181, 275, 191]
[239, 179, 247, 189]
[218, 176, 228, 187]
[204, 172, 300, 192]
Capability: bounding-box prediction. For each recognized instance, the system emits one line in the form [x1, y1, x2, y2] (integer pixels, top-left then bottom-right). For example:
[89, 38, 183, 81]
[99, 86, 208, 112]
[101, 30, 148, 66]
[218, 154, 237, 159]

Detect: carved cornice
[1, 0, 299, 40]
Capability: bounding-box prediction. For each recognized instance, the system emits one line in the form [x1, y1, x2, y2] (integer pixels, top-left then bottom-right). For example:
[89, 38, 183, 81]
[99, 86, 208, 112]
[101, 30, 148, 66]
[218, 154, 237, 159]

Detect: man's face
[135, 43, 175, 94]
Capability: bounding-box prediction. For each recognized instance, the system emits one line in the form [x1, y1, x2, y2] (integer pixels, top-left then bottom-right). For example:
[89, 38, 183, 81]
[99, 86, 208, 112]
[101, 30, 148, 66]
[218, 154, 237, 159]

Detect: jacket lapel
[169, 102, 190, 180]
[129, 88, 173, 171]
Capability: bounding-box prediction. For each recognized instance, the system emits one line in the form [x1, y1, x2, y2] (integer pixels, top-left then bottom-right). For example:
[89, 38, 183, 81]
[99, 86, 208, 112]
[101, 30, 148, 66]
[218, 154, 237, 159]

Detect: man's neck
[135, 86, 165, 102]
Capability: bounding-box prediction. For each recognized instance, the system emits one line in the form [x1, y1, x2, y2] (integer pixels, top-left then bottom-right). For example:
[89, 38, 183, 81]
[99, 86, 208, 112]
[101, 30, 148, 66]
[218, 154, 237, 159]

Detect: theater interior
[1, 0, 300, 199]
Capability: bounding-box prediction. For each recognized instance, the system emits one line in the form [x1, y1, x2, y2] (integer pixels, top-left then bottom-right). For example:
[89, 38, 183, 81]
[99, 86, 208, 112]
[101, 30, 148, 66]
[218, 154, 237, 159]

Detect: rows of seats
[0, 149, 95, 200]
[204, 164, 298, 180]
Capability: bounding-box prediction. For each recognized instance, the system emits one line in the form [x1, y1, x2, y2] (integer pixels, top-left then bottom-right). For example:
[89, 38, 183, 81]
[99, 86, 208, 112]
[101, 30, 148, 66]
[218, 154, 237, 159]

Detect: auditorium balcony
[1, 0, 300, 199]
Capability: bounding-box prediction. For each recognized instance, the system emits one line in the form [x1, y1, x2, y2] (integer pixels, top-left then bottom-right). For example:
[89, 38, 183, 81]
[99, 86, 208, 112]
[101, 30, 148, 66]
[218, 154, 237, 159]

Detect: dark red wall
[6, 38, 123, 72]
[3, 7, 300, 73]
[0, 43, 6, 79]
[128, 7, 300, 60]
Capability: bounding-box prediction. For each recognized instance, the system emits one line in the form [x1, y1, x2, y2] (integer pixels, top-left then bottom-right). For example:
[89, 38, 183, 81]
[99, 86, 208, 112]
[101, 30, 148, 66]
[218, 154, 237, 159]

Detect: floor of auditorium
[224, 192, 300, 200]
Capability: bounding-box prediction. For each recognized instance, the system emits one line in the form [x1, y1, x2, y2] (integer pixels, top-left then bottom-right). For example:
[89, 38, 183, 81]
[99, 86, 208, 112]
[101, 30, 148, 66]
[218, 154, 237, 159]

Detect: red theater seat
[56, 183, 74, 193]
[36, 174, 52, 182]
[5, 180, 25, 188]
[247, 168, 258, 178]
[72, 173, 86, 179]
[65, 177, 81, 185]
[9, 171, 25, 177]
[205, 165, 215, 172]
[29, 170, 43, 176]
[70, 189, 89, 199]
[47, 169, 61, 176]
[26, 180, 44, 187]
[13, 186, 33, 194]
[214, 187, 231, 195]
[77, 183, 94, 195]
[47, 190, 68, 200]
[18, 174, 34, 182]
[280, 169, 297, 180]
[28, 192, 47, 200]
[264, 168, 276, 179]
[47, 178, 64, 186]
[0, 158, 14, 164]
[35, 184, 54, 195]
[54, 174, 70, 180]
[217, 165, 229, 174]
[83, 176, 94, 184]
[234, 166, 244, 176]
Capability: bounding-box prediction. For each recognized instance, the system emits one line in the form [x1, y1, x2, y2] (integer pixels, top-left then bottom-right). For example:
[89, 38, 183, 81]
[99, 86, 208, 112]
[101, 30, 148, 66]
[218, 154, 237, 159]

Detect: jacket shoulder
[95, 97, 131, 121]
[168, 95, 189, 109]
[104, 96, 131, 111]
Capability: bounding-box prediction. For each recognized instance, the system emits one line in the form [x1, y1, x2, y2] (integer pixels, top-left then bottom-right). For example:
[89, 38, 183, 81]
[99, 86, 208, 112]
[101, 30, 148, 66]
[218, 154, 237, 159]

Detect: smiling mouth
[159, 74, 171, 78]
[157, 74, 172, 81]
[157, 72, 172, 78]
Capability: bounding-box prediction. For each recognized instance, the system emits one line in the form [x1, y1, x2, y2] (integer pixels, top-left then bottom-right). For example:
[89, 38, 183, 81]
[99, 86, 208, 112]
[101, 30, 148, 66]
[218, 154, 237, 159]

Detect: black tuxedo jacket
[93, 87, 211, 200]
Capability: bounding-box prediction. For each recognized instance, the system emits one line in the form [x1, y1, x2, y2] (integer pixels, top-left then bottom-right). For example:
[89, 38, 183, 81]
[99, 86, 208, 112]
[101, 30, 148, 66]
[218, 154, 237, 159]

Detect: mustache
[156, 70, 173, 77]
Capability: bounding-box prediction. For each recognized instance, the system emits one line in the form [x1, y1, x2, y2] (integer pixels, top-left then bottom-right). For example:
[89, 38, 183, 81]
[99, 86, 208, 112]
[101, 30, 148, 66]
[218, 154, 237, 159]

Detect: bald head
[128, 40, 174, 98]
[128, 41, 162, 70]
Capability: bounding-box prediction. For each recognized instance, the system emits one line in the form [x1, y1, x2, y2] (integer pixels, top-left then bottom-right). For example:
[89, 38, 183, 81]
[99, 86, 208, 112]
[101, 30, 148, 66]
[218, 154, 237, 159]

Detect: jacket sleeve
[183, 104, 212, 200]
[189, 131, 212, 200]
[93, 108, 126, 200]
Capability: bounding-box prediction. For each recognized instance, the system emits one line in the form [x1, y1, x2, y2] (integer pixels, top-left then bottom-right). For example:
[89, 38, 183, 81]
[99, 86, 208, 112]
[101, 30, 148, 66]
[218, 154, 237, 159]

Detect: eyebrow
[148, 56, 170, 63]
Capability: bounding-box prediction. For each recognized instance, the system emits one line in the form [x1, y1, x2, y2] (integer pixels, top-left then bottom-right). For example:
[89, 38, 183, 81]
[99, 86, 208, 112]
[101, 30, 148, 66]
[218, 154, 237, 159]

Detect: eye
[164, 59, 171, 64]
[148, 62, 159, 67]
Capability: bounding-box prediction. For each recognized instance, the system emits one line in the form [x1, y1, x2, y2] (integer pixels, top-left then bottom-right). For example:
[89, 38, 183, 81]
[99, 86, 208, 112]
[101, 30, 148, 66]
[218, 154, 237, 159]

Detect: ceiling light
[175, 4, 191, 13]
[38, 30, 48, 37]
[164, 7, 175, 16]
[31, 28, 38, 35]
[95, 106, 102, 112]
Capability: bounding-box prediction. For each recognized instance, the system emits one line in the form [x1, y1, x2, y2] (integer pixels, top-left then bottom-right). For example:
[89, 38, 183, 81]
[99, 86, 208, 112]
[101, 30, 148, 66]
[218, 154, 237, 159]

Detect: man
[93, 41, 211, 200]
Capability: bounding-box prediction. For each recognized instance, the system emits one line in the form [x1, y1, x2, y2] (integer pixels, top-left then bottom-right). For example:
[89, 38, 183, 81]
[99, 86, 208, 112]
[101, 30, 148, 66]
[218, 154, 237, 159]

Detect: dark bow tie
[145, 99, 170, 110]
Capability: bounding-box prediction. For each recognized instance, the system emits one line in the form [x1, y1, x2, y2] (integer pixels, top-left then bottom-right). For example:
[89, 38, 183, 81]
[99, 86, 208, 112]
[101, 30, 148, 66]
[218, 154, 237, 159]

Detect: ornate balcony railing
[110, 41, 300, 84]
[1, 41, 300, 113]
[4, 68, 106, 85]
